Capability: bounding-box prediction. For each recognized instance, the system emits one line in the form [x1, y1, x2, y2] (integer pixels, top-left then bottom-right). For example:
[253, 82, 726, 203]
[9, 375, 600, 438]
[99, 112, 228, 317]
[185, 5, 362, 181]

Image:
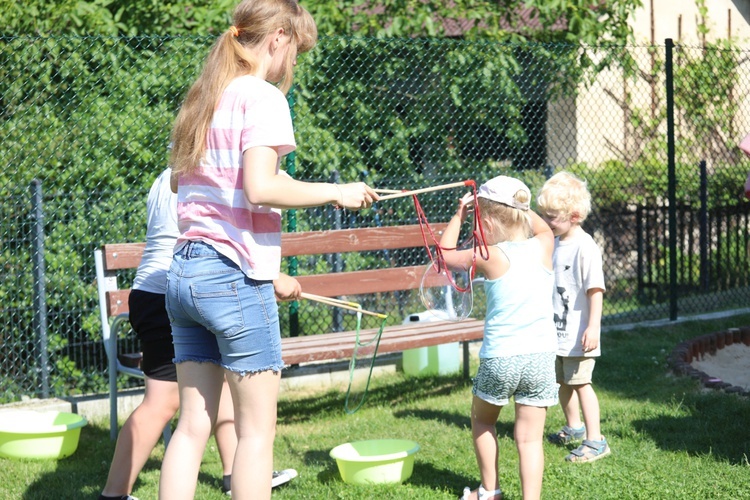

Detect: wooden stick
[301, 292, 359, 308]
[373, 188, 402, 194]
[376, 180, 472, 201]
[301, 292, 388, 319]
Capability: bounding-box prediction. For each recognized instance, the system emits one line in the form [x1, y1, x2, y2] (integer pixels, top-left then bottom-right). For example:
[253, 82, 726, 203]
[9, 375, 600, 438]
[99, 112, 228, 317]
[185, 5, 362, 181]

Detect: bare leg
[102, 377, 179, 496]
[159, 361, 224, 499]
[574, 383, 601, 440]
[514, 403, 547, 500]
[225, 369, 280, 500]
[468, 396, 502, 500]
[215, 376, 237, 477]
[558, 383, 583, 429]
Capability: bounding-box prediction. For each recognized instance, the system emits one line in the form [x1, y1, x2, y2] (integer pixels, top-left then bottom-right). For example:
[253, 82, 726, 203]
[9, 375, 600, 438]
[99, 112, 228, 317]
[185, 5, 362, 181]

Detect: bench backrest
[96, 223, 447, 319]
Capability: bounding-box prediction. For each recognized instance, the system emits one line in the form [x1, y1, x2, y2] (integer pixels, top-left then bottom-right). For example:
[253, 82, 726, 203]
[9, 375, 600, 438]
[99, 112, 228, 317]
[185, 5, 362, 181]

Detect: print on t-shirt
[554, 286, 569, 339]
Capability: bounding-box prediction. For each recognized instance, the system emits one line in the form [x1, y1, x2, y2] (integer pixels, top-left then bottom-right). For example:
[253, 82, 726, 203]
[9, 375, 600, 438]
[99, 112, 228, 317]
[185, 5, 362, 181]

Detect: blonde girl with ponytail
[160, 2, 378, 498]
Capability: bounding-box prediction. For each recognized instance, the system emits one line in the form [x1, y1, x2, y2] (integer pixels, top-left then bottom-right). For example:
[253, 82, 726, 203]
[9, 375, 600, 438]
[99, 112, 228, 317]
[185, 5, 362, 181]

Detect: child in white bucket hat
[440, 175, 557, 500]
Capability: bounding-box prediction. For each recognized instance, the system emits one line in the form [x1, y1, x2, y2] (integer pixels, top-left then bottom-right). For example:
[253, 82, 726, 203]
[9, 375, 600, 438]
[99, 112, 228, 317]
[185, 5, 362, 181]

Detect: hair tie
[229, 26, 239, 37]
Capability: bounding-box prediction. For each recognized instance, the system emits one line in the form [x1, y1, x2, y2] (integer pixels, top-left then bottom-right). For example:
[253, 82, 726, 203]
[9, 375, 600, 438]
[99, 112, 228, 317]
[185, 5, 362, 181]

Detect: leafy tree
[0, 0, 649, 400]
[0, 0, 235, 35]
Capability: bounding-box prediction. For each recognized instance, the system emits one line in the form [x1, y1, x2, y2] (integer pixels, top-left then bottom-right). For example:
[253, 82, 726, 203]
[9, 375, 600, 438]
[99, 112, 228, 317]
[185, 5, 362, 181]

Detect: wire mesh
[1, 35, 749, 402]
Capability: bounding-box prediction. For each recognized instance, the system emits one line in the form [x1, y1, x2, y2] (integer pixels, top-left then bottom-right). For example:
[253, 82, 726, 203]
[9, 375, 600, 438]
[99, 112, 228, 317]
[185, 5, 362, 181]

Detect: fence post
[286, 86, 300, 337]
[30, 179, 49, 398]
[698, 160, 709, 291]
[330, 171, 343, 332]
[636, 206, 644, 301]
[665, 38, 678, 321]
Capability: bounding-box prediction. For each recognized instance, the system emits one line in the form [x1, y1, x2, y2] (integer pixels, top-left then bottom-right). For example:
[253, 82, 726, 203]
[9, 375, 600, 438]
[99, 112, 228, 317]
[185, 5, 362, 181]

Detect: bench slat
[281, 224, 447, 257]
[102, 243, 146, 270]
[106, 266, 452, 316]
[106, 290, 131, 317]
[281, 319, 484, 365]
[295, 266, 437, 297]
[102, 225, 447, 272]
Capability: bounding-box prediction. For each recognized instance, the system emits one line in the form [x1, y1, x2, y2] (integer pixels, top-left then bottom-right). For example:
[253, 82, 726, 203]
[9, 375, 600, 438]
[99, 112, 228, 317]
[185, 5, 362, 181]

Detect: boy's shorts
[472, 352, 558, 407]
[555, 356, 596, 385]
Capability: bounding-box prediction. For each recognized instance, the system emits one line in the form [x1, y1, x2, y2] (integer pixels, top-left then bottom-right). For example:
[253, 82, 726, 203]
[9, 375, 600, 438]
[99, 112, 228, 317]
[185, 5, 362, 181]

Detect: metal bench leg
[462, 341, 470, 379]
[109, 339, 119, 441]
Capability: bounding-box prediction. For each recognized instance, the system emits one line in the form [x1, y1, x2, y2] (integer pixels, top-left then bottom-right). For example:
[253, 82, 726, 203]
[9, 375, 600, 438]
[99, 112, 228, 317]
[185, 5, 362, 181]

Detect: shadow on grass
[631, 391, 750, 464]
[584, 315, 750, 465]
[393, 408, 472, 430]
[303, 449, 339, 484]
[21, 421, 221, 499]
[22, 422, 114, 499]
[408, 461, 476, 492]
[278, 373, 471, 424]
[304, 448, 475, 496]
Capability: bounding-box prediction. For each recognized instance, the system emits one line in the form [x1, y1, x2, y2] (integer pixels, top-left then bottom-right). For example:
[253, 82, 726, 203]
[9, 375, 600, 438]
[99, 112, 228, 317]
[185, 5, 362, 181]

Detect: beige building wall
[547, 1, 750, 168]
[631, 0, 750, 46]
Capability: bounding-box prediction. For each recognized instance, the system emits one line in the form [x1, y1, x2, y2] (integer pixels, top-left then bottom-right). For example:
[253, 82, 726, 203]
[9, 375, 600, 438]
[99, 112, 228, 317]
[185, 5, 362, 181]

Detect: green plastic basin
[0, 410, 87, 460]
[330, 438, 420, 485]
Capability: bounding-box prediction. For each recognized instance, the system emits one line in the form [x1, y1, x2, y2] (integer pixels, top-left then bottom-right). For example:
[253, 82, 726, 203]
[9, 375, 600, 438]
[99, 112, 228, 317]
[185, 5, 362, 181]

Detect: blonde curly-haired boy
[537, 171, 610, 463]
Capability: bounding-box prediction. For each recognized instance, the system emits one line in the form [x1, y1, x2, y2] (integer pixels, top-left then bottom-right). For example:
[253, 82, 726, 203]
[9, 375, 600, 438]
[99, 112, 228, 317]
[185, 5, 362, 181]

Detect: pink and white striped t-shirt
[175, 75, 296, 280]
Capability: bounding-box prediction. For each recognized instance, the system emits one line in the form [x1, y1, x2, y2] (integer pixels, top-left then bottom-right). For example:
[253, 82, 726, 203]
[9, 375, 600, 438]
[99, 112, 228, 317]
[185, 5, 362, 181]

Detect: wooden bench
[95, 224, 485, 437]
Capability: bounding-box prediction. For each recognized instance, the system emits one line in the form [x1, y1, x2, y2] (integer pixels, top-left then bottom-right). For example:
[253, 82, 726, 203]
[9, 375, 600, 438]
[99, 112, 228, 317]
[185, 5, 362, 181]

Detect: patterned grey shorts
[472, 352, 559, 407]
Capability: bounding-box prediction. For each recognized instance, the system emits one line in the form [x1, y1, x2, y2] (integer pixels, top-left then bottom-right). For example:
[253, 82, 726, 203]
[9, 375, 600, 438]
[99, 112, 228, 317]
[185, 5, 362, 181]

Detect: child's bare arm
[581, 288, 604, 352]
[274, 272, 302, 301]
[529, 209, 554, 267]
[439, 192, 475, 271]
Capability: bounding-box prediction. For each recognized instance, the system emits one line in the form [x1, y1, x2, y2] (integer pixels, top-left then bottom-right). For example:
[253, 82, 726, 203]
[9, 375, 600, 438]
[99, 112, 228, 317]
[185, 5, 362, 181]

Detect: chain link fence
[2, 35, 749, 403]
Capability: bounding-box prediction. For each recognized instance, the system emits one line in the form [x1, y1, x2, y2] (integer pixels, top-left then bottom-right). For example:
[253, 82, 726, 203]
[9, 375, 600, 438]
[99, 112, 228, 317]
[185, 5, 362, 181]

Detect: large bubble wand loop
[409, 180, 489, 293]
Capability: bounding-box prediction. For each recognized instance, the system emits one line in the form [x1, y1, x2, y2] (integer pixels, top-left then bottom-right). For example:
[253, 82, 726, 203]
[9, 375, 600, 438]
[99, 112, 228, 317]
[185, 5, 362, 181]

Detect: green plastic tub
[0, 410, 87, 460]
[330, 439, 420, 485]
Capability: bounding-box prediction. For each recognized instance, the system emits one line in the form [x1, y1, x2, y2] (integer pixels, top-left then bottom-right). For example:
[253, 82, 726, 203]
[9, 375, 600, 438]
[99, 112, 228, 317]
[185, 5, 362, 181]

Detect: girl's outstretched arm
[243, 146, 378, 210]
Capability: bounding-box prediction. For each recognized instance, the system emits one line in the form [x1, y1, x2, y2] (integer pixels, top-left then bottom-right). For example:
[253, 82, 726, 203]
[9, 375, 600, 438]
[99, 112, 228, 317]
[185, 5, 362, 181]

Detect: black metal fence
[1, 35, 749, 403]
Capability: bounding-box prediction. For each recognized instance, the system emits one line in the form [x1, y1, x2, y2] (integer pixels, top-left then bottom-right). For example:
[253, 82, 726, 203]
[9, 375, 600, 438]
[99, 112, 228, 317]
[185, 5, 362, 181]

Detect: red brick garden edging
[668, 326, 750, 397]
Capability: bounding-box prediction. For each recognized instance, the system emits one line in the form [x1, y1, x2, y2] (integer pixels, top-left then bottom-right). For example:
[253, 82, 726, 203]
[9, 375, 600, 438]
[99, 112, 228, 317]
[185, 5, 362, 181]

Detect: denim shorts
[165, 240, 283, 376]
[472, 352, 558, 407]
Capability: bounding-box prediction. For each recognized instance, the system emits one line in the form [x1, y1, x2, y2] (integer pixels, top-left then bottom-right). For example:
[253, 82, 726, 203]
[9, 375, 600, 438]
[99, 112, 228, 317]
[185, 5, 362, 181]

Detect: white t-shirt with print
[552, 230, 606, 357]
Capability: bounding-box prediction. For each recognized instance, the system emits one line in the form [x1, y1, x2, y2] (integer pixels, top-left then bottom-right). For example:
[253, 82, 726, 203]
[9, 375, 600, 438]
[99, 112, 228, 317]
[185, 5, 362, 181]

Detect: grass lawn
[2, 314, 750, 499]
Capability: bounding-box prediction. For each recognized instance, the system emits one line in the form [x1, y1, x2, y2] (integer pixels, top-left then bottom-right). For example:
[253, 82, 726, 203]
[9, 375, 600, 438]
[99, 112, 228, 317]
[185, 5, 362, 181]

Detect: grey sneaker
[548, 425, 586, 445]
[565, 437, 611, 463]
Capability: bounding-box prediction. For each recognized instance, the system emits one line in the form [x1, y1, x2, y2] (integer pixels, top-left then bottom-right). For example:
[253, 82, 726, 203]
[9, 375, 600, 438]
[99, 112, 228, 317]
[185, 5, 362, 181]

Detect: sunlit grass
[1, 314, 749, 499]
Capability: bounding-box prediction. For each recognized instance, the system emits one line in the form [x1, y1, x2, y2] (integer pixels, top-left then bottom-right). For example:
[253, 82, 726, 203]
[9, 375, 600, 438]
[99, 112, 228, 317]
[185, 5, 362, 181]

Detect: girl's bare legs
[558, 383, 583, 429]
[159, 361, 224, 499]
[226, 369, 281, 500]
[575, 383, 601, 440]
[215, 378, 237, 478]
[469, 396, 503, 500]
[514, 403, 548, 500]
[102, 377, 179, 496]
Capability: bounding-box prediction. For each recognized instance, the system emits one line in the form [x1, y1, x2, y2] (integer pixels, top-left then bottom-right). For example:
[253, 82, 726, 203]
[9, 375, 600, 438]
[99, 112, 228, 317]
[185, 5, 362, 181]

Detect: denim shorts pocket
[191, 280, 245, 338]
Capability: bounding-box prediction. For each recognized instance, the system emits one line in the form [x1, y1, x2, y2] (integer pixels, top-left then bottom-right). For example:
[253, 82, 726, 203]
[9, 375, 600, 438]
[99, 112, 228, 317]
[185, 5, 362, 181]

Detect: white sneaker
[272, 468, 298, 488]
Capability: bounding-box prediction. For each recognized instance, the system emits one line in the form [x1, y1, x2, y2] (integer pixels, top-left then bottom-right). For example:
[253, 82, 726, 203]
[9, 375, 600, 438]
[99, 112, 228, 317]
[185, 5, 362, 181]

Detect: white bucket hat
[476, 176, 531, 211]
